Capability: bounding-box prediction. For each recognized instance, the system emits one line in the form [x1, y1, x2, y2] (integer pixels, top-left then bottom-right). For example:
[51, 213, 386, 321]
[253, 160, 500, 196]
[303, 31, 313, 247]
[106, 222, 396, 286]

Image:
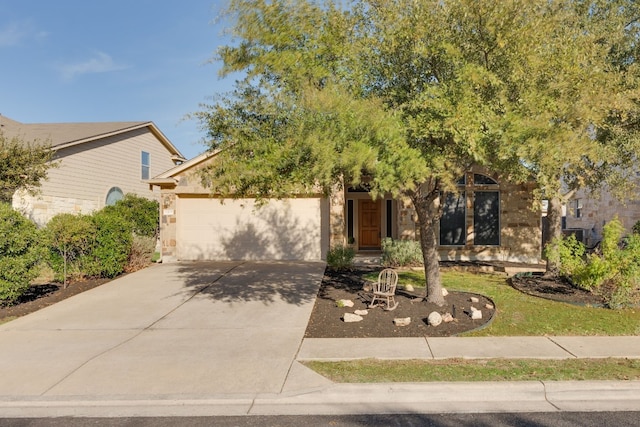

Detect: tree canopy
[0, 132, 54, 204]
[197, 0, 640, 302]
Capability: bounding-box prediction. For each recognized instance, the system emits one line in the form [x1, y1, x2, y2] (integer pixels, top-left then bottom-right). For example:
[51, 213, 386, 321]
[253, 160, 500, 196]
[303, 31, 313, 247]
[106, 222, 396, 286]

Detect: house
[149, 150, 542, 263]
[0, 115, 185, 226]
[565, 179, 640, 247]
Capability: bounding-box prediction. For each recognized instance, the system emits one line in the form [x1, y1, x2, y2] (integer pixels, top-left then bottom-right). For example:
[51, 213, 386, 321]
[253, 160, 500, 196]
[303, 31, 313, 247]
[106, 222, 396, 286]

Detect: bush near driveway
[0, 203, 43, 304]
[45, 213, 95, 285]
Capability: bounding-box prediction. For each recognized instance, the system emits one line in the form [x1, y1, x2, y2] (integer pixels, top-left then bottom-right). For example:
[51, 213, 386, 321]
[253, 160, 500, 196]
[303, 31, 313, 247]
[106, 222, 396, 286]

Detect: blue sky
[0, 0, 238, 160]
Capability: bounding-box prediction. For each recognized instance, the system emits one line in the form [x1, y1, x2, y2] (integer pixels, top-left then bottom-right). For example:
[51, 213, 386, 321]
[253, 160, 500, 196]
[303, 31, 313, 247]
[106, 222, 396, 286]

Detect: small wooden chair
[369, 268, 399, 311]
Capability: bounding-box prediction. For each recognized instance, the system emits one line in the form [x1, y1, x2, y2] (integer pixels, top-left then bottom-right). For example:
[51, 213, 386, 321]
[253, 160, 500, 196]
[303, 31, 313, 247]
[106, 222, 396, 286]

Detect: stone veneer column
[160, 191, 177, 262]
[329, 182, 346, 247]
[397, 196, 417, 240]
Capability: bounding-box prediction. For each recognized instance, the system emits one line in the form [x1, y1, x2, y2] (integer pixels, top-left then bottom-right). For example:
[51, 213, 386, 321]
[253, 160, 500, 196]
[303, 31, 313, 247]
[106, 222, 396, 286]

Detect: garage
[175, 195, 328, 261]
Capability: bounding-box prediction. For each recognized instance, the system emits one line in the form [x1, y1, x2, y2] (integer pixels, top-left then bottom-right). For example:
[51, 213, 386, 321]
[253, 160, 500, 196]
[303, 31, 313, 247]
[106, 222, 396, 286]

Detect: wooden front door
[359, 199, 381, 248]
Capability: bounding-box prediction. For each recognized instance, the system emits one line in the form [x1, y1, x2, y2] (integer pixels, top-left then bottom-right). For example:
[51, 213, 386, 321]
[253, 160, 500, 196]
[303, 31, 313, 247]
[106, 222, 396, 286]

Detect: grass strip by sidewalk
[304, 358, 640, 382]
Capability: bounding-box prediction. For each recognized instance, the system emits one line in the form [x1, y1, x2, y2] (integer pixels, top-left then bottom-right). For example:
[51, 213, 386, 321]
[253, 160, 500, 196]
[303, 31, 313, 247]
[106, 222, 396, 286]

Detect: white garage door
[176, 196, 326, 261]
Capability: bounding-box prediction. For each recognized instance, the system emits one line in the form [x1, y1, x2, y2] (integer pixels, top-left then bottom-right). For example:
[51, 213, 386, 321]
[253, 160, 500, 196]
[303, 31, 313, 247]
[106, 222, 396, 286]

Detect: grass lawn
[365, 270, 640, 336]
[311, 270, 640, 383]
[304, 358, 640, 382]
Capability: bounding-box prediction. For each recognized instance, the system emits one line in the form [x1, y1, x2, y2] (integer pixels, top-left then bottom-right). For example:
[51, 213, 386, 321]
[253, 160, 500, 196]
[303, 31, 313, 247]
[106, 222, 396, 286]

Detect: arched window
[105, 187, 124, 206]
[440, 174, 500, 246]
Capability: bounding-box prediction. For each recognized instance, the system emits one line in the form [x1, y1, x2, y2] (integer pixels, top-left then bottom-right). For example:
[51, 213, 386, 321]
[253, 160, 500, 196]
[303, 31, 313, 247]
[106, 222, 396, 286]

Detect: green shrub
[381, 238, 423, 267]
[571, 218, 640, 308]
[327, 245, 355, 269]
[103, 194, 159, 238]
[632, 220, 640, 235]
[544, 234, 586, 278]
[45, 213, 96, 285]
[0, 203, 42, 304]
[86, 209, 133, 278]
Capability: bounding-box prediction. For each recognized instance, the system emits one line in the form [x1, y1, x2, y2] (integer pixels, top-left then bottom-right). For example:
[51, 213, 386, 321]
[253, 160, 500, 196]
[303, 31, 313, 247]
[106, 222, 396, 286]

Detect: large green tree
[507, 0, 640, 273]
[197, 0, 637, 304]
[0, 132, 54, 204]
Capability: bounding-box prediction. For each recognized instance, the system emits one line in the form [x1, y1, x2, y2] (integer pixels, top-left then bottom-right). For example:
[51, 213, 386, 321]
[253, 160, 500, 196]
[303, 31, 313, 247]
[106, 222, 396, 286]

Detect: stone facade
[152, 153, 542, 263]
[566, 180, 640, 247]
[379, 170, 541, 264]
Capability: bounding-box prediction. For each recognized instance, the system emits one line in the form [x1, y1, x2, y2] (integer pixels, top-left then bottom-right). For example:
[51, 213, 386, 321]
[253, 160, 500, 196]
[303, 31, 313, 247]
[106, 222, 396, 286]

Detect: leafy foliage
[103, 193, 159, 238]
[198, 0, 640, 303]
[326, 245, 355, 270]
[86, 210, 133, 278]
[381, 238, 423, 268]
[0, 203, 43, 304]
[0, 132, 55, 203]
[544, 234, 586, 278]
[550, 218, 640, 308]
[45, 213, 96, 286]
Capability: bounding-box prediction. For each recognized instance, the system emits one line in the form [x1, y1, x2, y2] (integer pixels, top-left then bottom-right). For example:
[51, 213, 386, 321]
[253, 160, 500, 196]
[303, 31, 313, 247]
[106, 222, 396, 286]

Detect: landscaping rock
[343, 313, 363, 323]
[442, 312, 454, 323]
[442, 288, 449, 297]
[393, 317, 411, 326]
[470, 296, 480, 303]
[337, 299, 354, 308]
[404, 284, 415, 292]
[427, 311, 443, 326]
[470, 306, 483, 320]
[354, 309, 369, 316]
[485, 303, 494, 310]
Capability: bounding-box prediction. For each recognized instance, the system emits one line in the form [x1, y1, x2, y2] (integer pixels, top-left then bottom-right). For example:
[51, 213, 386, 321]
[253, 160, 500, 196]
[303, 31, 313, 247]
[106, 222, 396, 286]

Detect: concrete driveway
[0, 261, 326, 400]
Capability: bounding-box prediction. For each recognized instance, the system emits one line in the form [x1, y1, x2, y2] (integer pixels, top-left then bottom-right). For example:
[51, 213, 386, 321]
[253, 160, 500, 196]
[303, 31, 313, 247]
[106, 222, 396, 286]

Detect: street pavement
[0, 261, 639, 418]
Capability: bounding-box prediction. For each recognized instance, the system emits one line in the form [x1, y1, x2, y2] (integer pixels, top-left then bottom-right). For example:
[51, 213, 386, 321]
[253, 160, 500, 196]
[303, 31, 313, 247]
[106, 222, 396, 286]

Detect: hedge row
[0, 194, 158, 305]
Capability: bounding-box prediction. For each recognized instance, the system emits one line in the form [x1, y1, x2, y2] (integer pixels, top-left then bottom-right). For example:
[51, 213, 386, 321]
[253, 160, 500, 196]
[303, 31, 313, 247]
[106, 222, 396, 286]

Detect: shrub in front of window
[381, 238, 423, 267]
[326, 245, 355, 270]
[103, 193, 159, 238]
[0, 203, 43, 304]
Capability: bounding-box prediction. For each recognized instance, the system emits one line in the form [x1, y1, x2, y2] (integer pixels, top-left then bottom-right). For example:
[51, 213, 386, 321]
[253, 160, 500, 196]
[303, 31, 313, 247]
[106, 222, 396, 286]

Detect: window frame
[141, 151, 150, 180]
[439, 173, 501, 247]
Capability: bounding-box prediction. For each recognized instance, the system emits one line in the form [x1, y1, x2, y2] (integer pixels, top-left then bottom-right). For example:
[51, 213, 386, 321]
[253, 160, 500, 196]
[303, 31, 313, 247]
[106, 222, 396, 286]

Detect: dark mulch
[509, 273, 605, 307]
[304, 267, 496, 338]
[0, 278, 111, 322]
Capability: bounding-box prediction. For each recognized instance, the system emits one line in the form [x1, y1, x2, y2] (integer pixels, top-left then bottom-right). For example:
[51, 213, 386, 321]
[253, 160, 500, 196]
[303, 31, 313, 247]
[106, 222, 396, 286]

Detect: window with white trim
[105, 187, 124, 206]
[574, 199, 583, 218]
[141, 151, 150, 180]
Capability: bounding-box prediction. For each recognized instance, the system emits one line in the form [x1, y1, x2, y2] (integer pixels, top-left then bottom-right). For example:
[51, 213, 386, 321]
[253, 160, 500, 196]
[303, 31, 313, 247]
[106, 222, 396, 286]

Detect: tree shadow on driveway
[175, 261, 324, 307]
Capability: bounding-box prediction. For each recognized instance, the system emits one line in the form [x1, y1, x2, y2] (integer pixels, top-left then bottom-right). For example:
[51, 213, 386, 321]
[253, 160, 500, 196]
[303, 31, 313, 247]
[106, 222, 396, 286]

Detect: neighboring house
[149, 150, 542, 263]
[1, 115, 185, 226]
[565, 180, 640, 247]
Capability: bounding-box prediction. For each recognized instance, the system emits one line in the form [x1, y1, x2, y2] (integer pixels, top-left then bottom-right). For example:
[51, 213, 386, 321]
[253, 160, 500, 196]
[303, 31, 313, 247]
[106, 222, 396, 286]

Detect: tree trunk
[409, 181, 445, 306]
[545, 195, 564, 276]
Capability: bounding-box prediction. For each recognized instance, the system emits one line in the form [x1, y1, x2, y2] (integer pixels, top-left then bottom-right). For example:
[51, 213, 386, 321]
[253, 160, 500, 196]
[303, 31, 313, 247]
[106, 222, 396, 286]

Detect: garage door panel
[177, 197, 323, 261]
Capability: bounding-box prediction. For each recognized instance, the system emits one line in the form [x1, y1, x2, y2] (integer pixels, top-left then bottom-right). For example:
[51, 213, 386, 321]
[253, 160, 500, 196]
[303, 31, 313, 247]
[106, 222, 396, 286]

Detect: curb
[1, 381, 639, 417]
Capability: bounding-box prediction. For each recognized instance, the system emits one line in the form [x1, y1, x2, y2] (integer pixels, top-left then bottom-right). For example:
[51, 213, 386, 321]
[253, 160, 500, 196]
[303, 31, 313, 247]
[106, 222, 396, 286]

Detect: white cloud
[57, 51, 129, 80]
[0, 20, 47, 47]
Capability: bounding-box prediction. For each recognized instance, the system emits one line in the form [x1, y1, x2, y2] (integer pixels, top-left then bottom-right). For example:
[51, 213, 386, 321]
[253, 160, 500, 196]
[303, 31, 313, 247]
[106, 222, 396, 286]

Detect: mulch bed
[304, 267, 496, 338]
[509, 273, 605, 307]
